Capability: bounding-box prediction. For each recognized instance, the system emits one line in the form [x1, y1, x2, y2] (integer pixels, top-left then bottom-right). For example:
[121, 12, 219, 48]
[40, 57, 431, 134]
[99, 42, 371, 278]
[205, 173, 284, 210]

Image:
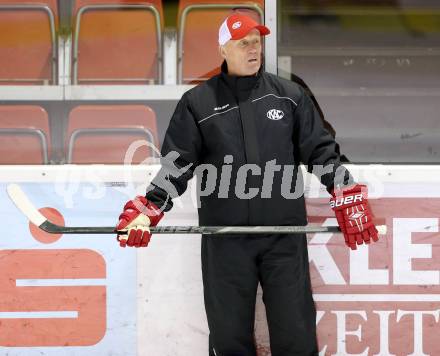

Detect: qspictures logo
[307, 198, 440, 356]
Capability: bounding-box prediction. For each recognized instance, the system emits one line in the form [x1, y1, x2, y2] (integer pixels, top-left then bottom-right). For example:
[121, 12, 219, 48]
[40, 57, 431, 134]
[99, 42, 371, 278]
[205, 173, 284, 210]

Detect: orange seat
[67, 105, 160, 164]
[73, 0, 163, 85]
[0, 106, 50, 164]
[0, 0, 57, 85]
[178, 0, 264, 84]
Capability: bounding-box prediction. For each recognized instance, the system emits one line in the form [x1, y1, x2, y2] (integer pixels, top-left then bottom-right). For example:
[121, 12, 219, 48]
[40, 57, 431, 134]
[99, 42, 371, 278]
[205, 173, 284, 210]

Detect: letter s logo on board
[0, 249, 106, 347]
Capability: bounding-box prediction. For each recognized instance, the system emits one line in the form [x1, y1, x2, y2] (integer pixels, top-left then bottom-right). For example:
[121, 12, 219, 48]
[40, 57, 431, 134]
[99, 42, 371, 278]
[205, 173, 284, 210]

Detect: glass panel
[278, 0, 440, 163]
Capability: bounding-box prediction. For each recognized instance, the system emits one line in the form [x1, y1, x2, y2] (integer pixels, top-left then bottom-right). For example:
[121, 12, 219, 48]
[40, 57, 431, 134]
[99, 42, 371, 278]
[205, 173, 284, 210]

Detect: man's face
[220, 29, 262, 76]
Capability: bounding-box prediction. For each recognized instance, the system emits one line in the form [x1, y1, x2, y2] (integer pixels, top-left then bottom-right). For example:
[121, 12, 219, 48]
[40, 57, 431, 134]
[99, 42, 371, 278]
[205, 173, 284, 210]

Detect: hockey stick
[7, 184, 387, 235]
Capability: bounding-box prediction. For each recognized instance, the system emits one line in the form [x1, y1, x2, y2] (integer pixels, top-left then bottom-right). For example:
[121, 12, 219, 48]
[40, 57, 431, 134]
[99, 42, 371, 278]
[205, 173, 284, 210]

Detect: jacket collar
[220, 61, 262, 93]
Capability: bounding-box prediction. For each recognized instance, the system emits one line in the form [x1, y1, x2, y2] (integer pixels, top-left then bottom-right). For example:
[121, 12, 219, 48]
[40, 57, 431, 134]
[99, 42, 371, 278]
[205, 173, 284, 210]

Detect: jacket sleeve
[292, 87, 353, 192]
[145, 93, 202, 211]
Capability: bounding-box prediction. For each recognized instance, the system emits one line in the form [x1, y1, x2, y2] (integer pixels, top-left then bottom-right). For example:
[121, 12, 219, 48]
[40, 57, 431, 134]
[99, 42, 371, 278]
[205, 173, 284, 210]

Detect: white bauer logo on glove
[329, 193, 363, 208]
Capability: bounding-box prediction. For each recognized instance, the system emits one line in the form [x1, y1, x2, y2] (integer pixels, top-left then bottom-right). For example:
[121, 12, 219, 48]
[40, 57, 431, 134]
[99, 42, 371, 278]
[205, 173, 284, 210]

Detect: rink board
[0, 165, 440, 355]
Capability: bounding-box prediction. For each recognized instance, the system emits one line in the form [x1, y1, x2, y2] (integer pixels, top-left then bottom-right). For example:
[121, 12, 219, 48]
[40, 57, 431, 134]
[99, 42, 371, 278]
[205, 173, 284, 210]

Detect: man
[116, 13, 378, 356]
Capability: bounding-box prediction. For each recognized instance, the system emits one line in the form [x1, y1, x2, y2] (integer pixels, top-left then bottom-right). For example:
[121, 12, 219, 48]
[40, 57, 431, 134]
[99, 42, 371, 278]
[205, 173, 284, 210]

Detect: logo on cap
[232, 21, 242, 30]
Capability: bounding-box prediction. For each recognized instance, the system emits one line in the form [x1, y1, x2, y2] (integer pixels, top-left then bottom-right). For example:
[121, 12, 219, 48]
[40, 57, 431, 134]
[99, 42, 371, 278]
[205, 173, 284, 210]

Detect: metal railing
[0, 5, 57, 85]
[72, 4, 163, 85]
[67, 127, 157, 163]
[0, 128, 49, 164]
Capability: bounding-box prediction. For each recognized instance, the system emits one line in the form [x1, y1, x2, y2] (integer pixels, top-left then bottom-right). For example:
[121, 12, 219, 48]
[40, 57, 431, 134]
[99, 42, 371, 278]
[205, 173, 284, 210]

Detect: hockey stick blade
[7, 183, 387, 235]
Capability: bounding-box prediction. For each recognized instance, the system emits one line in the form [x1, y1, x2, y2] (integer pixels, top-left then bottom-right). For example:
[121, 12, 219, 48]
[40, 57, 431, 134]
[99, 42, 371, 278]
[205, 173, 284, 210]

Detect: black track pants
[202, 234, 318, 356]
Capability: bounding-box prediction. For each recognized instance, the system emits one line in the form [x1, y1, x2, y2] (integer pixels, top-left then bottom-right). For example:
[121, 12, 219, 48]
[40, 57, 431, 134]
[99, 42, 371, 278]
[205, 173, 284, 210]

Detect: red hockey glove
[330, 184, 378, 250]
[116, 196, 164, 248]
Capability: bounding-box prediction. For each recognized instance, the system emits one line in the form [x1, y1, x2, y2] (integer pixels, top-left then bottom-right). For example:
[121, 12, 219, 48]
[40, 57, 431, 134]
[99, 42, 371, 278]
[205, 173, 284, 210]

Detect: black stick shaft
[40, 221, 342, 235]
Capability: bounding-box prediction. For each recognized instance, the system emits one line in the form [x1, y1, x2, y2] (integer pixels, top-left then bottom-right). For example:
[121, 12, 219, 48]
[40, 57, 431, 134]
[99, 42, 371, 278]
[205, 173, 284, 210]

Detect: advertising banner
[0, 165, 439, 355]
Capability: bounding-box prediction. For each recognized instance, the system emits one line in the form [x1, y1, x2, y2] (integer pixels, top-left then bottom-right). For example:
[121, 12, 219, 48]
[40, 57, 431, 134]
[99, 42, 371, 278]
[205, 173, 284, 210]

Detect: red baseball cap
[218, 13, 270, 46]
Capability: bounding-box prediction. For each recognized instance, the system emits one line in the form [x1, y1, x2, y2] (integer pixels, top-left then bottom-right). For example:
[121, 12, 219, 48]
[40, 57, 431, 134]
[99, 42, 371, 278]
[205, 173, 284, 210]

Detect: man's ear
[219, 45, 227, 59]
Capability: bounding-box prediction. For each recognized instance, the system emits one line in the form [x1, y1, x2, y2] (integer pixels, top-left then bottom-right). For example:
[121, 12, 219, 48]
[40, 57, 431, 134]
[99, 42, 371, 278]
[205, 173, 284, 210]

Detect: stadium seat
[67, 105, 160, 164]
[0, 0, 58, 85]
[177, 0, 264, 84]
[0, 106, 50, 164]
[72, 0, 163, 85]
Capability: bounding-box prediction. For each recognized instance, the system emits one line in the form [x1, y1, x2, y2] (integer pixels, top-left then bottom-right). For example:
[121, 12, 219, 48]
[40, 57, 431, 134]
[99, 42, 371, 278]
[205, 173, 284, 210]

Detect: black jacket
[146, 63, 351, 227]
